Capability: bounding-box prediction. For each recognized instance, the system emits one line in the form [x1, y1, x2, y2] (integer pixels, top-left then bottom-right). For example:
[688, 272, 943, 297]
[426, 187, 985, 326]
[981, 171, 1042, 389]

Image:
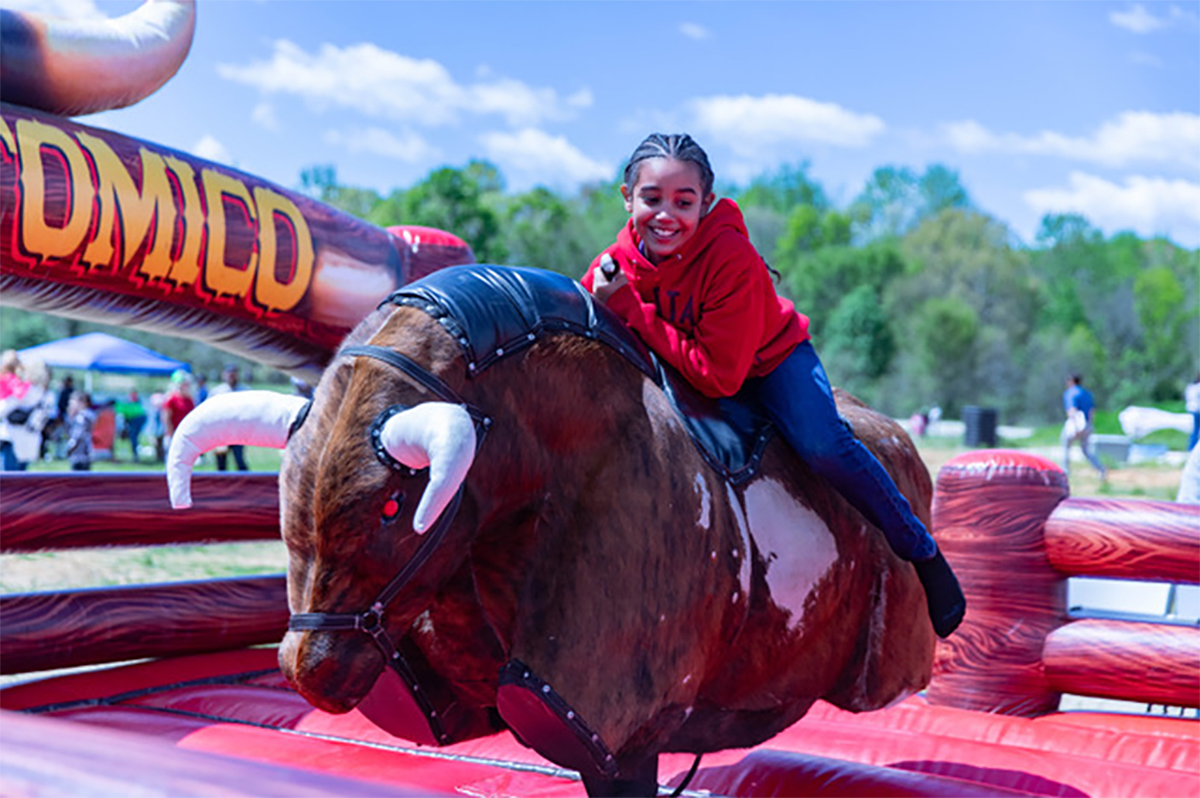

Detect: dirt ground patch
[916, 442, 1186, 501]
[0, 541, 287, 595]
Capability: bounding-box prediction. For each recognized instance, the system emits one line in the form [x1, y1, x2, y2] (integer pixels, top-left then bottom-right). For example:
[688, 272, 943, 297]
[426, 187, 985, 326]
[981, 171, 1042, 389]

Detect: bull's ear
[379, 403, 476, 533]
[167, 391, 308, 509]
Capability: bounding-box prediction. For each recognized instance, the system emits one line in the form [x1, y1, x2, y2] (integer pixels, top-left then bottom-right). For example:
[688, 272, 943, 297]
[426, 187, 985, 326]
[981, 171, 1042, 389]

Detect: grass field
[0, 423, 1191, 595]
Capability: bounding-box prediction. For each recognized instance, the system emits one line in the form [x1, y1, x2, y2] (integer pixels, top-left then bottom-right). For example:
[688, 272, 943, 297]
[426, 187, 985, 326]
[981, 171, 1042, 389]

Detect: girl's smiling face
[622, 157, 715, 264]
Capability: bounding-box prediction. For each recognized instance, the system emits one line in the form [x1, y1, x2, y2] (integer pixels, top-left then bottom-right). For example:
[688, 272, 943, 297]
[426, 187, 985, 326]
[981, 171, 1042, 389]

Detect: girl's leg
[753, 342, 935, 561]
[751, 342, 963, 637]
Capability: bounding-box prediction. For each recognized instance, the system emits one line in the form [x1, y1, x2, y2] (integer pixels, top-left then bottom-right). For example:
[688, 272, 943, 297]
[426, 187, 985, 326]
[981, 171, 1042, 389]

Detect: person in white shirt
[1185, 374, 1200, 452]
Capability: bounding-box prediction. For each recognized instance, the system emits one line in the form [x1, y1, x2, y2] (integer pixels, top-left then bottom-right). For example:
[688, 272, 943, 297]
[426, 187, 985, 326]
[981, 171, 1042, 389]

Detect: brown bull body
[273, 267, 935, 794]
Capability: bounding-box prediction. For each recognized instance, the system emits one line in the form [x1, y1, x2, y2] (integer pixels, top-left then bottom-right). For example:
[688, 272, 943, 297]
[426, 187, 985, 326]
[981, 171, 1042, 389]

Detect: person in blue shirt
[1062, 374, 1106, 479]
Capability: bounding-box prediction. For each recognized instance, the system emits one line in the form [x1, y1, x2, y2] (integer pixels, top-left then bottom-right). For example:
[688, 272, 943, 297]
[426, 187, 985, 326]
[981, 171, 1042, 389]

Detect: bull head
[166, 388, 478, 712]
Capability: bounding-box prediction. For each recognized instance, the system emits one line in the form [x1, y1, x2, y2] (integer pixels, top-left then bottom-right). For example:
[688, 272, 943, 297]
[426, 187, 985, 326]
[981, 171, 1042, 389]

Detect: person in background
[1061, 373, 1106, 479]
[41, 373, 75, 459]
[1185, 374, 1200, 452]
[908, 411, 929, 438]
[1178, 444, 1200, 504]
[115, 389, 148, 462]
[0, 356, 54, 471]
[195, 373, 209, 404]
[0, 350, 31, 470]
[161, 370, 195, 454]
[56, 374, 75, 420]
[148, 391, 166, 463]
[207, 364, 249, 471]
[64, 391, 96, 471]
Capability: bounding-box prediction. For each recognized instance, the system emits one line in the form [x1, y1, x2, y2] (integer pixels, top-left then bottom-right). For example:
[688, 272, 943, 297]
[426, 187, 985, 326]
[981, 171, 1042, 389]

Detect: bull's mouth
[279, 630, 382, 714]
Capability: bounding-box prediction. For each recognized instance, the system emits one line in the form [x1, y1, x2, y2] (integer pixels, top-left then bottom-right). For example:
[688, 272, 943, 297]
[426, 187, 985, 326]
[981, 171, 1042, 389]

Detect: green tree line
[4, 160, 1197, 425]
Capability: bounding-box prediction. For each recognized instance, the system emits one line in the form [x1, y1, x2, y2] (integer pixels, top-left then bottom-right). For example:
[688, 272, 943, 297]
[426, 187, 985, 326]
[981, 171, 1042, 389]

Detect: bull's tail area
[822, 555, 935, 712]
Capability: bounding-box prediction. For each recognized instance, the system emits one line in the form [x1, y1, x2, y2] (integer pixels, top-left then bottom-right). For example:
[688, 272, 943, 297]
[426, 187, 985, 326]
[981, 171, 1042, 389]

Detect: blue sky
[10, 0, 1200, 247]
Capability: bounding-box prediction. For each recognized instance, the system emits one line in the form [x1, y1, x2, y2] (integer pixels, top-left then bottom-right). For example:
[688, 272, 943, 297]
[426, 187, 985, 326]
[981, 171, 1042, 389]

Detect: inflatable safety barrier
[3, 454, 1197, 797]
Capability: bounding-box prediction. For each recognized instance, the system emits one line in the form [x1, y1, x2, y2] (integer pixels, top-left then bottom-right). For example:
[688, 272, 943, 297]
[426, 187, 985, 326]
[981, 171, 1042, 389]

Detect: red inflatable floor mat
[3, 649, 1197, 798]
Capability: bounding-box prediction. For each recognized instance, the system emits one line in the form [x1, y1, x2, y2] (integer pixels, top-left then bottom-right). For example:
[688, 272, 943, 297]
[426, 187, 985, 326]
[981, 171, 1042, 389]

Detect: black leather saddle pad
[385, 265, 774, 483]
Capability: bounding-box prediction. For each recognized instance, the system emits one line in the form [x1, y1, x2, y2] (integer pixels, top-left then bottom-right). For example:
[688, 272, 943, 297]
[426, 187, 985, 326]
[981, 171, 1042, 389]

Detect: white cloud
[191, 134, 231, 165]
[466, 77, 565, 126]
[323, 126, 437, 163]
[1024, 171, 1200, 241]
[1109, 3, 1198, 32]
[943, 111, 1200, 169]
[251, 102, 279, 131]
[1110, 4, 1166, 33]
[680, 22, 710, 40]
[688, 94, 886, 158]
[478, 128, 611, 188]
[217, 40, 581, 127]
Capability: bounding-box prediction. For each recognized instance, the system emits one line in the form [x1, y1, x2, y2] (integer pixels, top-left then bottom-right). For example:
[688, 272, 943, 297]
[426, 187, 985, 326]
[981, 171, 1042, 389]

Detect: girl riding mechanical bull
[165, 146, 952, 796]
[586, 133, 964, 639]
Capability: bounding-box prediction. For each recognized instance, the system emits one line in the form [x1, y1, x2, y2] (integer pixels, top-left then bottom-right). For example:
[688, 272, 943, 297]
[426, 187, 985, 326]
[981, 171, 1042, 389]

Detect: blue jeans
[745, 341, 937, 562]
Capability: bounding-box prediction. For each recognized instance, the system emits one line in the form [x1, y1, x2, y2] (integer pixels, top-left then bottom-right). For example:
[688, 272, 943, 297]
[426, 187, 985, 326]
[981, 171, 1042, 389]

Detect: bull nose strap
[289, 604, 382, 632]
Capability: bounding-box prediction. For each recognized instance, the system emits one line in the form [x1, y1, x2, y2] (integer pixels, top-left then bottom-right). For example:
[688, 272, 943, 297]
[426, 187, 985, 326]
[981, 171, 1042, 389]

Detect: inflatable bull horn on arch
[1, 0, 196, 117]
[0, 0, 474, 381]
[168, 266, 937, 797]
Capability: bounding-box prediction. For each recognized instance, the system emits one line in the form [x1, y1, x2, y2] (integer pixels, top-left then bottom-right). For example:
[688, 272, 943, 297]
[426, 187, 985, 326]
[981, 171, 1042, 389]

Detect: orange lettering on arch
[200, 169, 258, 300]
[163, 156, 203, 287]
[252, 187, 314, 313]
[15, 119, 92, 262]
[75, 134, 176, 276]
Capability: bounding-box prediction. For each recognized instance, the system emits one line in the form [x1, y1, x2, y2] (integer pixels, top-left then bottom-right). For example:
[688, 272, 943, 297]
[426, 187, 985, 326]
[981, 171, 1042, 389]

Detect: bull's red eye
[381, 493, 404, 521]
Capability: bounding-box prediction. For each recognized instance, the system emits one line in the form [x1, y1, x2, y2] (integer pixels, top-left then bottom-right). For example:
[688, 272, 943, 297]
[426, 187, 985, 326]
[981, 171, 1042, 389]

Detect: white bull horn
[379, 403, 477, 534]
[167, 390, 308, 510]
[1, 0, 196, 117]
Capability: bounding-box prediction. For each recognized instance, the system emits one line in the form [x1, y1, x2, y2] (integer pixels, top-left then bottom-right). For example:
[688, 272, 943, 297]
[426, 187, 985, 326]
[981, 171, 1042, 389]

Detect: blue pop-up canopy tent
[18, 332, 190, 388]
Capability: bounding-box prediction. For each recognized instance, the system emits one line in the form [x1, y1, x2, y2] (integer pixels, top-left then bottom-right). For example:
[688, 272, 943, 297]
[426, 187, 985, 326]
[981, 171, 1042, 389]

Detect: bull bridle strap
[287, 342, 489, 746]
[288, 487, 463, 745]
[342, 345, 464, 405]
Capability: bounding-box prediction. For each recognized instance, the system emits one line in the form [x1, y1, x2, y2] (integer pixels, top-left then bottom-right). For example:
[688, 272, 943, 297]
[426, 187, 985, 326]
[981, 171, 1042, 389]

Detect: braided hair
[622, 133, 782, 283]
[622, 133, 714, 197]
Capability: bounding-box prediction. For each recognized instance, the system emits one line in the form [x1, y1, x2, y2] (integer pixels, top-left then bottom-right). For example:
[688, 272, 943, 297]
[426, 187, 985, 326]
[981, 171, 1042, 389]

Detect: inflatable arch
[1, 1, 472, 381]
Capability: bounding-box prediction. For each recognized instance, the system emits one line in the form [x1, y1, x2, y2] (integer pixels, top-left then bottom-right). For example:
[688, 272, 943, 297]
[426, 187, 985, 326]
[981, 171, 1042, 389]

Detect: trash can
[963, 406, 998, 447]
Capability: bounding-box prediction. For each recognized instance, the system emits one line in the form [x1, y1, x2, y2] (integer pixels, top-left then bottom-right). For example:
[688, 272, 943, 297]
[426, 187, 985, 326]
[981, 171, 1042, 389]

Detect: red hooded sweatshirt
[583, 198, 809, 398]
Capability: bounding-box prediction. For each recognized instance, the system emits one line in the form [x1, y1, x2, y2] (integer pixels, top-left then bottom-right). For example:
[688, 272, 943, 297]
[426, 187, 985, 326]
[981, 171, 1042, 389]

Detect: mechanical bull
[167, 265, 936, 796]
